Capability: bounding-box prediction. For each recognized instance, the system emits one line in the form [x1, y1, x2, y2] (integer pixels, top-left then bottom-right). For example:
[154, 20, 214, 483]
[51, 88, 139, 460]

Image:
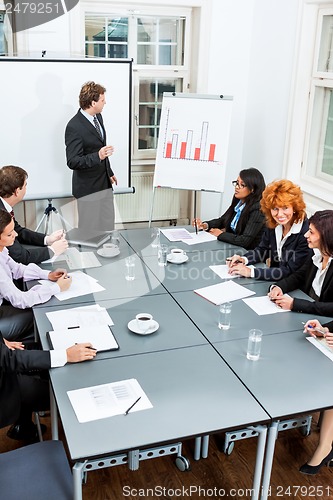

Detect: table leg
[251, 425, 267, 500]
[72, 462, 85, 500]
[260, 421, 279, 500]
[50, 383, 59, 440]
[201, 435, 209, 458]
[194, 437, 201, 460]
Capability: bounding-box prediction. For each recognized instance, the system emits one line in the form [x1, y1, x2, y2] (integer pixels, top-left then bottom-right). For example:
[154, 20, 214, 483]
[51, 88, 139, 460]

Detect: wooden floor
[1, 412, 333, 500]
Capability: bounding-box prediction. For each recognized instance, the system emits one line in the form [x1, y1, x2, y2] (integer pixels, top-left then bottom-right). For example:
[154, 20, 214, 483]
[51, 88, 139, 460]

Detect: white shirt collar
[80, 108, 95, 124]
[312, 249, 332, 269]
[0, 197, 12, 212]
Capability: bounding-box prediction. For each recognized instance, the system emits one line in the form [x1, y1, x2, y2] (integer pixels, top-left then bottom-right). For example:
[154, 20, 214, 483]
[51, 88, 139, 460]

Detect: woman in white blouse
[0, 209, 72, 342]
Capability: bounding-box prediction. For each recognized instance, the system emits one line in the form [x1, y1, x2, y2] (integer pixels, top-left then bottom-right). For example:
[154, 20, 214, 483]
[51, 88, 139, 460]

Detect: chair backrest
[0, 440, 73, 500]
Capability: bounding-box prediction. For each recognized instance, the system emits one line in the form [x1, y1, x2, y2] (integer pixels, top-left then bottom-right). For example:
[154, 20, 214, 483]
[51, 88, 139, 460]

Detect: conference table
[33, 226, 333, 500]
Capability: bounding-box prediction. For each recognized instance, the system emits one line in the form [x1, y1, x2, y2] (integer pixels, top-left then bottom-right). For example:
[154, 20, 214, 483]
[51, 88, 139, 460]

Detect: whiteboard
[0, 58, 132, 200]
[154, 93, 233, 192]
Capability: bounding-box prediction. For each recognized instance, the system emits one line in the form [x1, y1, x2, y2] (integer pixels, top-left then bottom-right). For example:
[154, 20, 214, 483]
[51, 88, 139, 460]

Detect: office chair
[0, 440, 73, 500]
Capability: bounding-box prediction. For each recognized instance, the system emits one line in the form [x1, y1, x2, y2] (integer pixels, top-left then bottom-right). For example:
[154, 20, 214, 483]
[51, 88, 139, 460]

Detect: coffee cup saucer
[97, 247, 120, 258]
[127, 319, 159, 335]
[167, 253, 189, 264]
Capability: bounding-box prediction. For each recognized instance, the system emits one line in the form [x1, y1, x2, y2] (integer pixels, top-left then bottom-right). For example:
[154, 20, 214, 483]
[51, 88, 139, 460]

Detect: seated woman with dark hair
[297, 318, 333, 475]
[0, 209, 72, 342]
[268, 210, 333, 316]
[193, 167, 266, 250]
[227, 179, 310, 280]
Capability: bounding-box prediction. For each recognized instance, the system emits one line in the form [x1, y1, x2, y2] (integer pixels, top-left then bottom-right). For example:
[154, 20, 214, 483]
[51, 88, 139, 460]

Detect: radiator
[114, 172, 180, 223]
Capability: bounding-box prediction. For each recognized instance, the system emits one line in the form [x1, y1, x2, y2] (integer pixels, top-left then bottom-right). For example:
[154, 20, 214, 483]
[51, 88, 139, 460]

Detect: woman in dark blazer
[269, 210, 333, 317]
[0, 333, 96, 441]
[193, 167, 266, 250]
[228, 179, 310, 280]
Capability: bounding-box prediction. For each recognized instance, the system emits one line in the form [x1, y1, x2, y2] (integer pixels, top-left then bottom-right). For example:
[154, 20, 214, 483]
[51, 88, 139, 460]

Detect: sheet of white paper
[306, 337, 333, 362]
[46, 304, 113, 330]
[209, 265, 240, 279]
[48, 325, 118, 352]
[160, 228, 192, 241]
[243, 295, 290, 315]
[182, 231, 217, 246]
[67, 378, 153, 423]
[43, 248, 101, 269]
[194, 280, 255, 305]
[39, 271, 105, 301]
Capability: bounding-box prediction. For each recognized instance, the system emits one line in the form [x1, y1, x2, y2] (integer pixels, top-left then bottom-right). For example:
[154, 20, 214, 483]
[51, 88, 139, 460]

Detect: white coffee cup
[136, 313, 153, 333]
[170, 248, 186, 262]
[102, 243, 118, 257]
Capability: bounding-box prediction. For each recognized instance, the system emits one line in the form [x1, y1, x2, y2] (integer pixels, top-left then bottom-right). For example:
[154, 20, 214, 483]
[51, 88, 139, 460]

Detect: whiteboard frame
[0, 58, 132, 200]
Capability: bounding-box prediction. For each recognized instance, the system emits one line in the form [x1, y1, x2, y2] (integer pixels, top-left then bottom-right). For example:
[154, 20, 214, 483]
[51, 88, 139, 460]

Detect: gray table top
[34, 293, 209, 360]
[50, 344, 270, 460]
[172, 282, 332, 343]
[121, 226, 244, 256]
[214, 330, 333, 420]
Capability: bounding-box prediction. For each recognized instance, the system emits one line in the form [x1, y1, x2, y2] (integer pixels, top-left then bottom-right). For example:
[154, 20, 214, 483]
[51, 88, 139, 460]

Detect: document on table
[67, 378, 153, 423]
[46, 304, 113, 330]
[209, 264, 240, 279]
[39, 270, 105, 301]
[306, 337, 333, 362]
[159, 227, 193, 241]
[47, 324, 118, 352]
[181, 231, 216, 246]
[242, 295, 290, 315]
[194, 280, 255, 305]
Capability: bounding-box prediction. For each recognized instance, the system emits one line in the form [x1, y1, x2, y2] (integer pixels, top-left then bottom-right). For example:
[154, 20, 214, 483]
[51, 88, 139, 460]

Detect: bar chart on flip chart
[154, 93, 233, 192]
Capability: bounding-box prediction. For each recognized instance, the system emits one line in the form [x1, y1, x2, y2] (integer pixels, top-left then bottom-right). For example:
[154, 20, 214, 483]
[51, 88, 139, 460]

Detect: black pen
[226, 258, 243, 264]
[75, 343, 97, 350]
[68, 325, 80, 329]
[194, 219, 198, 235]
[124, 396, 141, 415]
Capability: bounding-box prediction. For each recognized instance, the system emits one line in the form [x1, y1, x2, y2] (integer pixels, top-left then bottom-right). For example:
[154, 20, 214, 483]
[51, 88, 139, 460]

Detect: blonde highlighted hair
[260, 179, 306, 228]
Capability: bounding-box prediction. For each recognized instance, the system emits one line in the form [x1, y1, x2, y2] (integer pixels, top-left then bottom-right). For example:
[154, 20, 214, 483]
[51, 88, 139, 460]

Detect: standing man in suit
[65, 81, 117, 233]
[0, 165, 68, 265]
[1, 332, 96, 441]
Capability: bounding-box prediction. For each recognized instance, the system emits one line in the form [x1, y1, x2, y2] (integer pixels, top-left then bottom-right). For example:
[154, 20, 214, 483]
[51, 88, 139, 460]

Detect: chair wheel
[175, 455, 190, 471]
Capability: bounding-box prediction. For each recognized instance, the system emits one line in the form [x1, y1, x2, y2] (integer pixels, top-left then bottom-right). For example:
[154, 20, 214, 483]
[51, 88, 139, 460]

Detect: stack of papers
[43, 248, 101, 269]
[306, 337, 333, 362]
[47, 324, 118, 352]
[46, 304, 113, 330]
[209, 264, 240, 279]
[40, 270, 105, 301]
[160, 228, 193, 241]
[67, 378, 153, 423]
[194, 280, 255, 305]
[243, 296, 290, 315]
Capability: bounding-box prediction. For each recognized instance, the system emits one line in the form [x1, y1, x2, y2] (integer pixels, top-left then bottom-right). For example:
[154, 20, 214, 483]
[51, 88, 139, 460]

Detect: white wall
[13, 0, 301, 223]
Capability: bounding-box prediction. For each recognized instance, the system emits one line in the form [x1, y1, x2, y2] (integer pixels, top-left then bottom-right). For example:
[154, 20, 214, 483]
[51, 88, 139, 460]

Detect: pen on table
[194, 219, 198, 235]
[124, 396, 141, 416]
[301, 322, 327, 336]
[226, 258, 243, 264]
[75, 342, 97, 350]
[68, 326, 80, 329]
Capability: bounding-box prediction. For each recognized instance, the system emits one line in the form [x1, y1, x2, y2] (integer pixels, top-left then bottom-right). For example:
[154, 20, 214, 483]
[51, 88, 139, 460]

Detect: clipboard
[46, 325, 119, 353]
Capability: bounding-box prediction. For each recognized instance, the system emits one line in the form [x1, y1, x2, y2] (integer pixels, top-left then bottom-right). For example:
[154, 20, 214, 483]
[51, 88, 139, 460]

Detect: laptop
[66, 228, 111, 248]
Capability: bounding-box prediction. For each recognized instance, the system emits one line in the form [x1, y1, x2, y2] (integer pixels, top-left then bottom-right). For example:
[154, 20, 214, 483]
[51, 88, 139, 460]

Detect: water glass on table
[246, 329, 263, 361]
[151, 227, 160, 248]
[157, 244, 168, 266]
[125, 256, 135, 281]
[218, 302, 232, 330]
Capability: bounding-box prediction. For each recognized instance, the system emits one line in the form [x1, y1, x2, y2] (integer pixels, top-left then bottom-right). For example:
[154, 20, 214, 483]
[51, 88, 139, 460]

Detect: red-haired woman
[227, 179, 310, 280]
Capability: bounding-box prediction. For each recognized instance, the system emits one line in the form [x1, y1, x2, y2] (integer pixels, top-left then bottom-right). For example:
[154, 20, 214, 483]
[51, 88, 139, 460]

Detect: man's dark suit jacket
[0, 333, 50, 428]
[274, 255, 333, 317]
[0, 199, 50, 265]
[65, 110, 114, 199]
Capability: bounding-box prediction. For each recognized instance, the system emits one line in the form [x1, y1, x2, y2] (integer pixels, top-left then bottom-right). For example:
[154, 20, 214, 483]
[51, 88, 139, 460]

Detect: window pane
[138, 78, 183, 150]
[85, 16, 128, 59]
[0, 13, 8, 56]
[137, 17, 184, 65]
[307, 86, 333, 179]
[318, 15, 333, 73]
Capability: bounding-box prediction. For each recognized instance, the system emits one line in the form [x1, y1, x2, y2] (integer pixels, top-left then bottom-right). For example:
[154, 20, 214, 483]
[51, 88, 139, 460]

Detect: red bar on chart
[165, 142, 172, 158]
[208, 144, 216, 161]
[194, 148, 201, 160]
[180, 142, 187, 159]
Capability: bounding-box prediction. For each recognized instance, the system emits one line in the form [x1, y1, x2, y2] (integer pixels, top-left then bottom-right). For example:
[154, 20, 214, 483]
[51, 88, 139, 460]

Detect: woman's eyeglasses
[232, 180, 247, 189]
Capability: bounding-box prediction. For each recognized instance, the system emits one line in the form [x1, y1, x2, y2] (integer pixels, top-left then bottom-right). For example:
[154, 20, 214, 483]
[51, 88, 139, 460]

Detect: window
[84, 9, 191, 160]
[303, 11, 333, 183]
[0, 9, 13, 56]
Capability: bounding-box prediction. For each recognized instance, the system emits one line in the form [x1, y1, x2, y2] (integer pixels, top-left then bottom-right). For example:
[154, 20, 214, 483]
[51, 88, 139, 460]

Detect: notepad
[47, 325, 119, 352]
[194, 280, 255, 305]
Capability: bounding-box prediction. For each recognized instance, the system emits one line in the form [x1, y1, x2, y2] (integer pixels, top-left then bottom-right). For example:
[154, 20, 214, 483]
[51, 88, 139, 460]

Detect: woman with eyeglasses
[227, 179, 310, 280]
[192, 168, 266, 250]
